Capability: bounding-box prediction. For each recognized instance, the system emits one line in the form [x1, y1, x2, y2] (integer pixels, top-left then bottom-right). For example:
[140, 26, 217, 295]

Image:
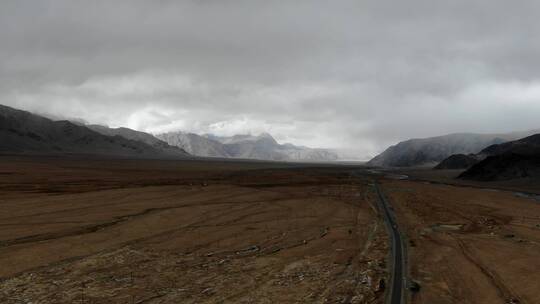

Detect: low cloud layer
[2, 1, 540, 159]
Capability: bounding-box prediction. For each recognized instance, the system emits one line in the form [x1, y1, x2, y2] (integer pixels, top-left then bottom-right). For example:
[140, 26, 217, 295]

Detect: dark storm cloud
[2, 0, 540, 158]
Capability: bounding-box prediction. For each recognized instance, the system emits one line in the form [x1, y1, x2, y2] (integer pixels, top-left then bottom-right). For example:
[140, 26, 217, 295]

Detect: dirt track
[0, 156, 388, 303]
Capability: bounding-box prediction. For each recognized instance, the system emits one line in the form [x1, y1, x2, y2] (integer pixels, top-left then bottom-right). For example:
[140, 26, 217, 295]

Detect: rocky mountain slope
[0, 104, 189, 158]
[478, 134, 540, 157]
[459, 134, 540, 180]
[459, 153, 540, 181]
[433, 154, 480, 170]
[368, 130, 540, 168]
[87, 125, 188, 156]
[158, 131, 338, 161]
[436, 133, 540, 170]
[157, 132, 231, 158]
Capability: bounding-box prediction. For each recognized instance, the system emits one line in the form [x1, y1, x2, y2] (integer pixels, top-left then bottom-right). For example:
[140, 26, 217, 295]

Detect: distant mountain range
[367, 130, 540, 168]
[156, 132, 230, 158]
[156, 131, 339, 162]
[0, 104, 189, 158]
[9, 102, 537, 170]
[0, 104, 339, 162]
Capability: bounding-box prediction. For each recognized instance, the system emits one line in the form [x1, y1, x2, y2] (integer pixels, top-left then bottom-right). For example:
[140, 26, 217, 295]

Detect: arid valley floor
[1, 156, 540, 303]
[0, 156, 388, 304]
[385, 178, 540, 303]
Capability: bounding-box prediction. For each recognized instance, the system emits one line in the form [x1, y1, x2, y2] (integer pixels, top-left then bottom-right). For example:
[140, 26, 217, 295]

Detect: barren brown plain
[383, 176, 540, 304]
[0, 156, 388, 303]
[3, 156, 540, 304]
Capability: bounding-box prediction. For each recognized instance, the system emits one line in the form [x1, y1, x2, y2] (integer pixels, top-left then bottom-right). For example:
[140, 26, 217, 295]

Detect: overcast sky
[2, 1, 540, 158]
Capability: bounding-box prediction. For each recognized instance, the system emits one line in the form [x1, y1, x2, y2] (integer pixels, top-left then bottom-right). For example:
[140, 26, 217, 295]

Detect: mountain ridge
[459, 134, 540, 180]
[158, 131, 338, 162]
[368, 130, 540, 168]
[87, 124, 188, 156]
[0, 104, 189, 159]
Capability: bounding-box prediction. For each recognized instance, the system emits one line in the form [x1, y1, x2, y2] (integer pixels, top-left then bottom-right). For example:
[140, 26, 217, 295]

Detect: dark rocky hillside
[0, 104, 189, 158]
[459, 153, 540, 181]
[87, 125, 188, 156]
[459, 134, 540, 181]
[433, 154, 479, 170]
[479, 134, 540, 156]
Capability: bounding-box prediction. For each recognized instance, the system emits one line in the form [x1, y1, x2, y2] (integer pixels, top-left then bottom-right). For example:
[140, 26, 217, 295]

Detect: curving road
[375, 182, 406, 304]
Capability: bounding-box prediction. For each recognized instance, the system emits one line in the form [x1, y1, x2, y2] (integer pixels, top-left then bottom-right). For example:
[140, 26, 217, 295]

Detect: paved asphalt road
[375, 182, 405, 304]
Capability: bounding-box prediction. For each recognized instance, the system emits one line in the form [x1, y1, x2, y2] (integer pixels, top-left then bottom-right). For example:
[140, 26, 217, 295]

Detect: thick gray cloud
[2, 0, 540, 159]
